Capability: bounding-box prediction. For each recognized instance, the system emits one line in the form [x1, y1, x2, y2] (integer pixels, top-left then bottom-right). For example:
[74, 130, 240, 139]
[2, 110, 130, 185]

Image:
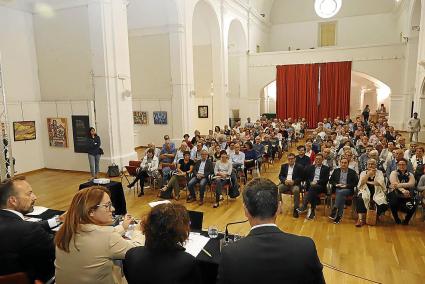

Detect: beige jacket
[357, 170, 388, 208]
[55, 224, 144, 284]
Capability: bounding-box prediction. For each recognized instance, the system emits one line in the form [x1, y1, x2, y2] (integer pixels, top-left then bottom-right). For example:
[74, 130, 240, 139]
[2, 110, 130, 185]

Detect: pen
[202, 248, 212, 258]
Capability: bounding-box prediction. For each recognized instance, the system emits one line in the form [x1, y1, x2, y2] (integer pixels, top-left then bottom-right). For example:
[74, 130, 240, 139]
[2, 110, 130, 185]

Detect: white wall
[39, 101, 94, 172]
[33, 6, 92, 101]
[8, 102, 45, 174]
[193, 45, 213, 96]
[228, 54, 240, 98]
[0, 7, 45, 173]
[248, 44, 405, 127]
[129, 33, 172, 99]
[193, 97, 213, 135]
[269, 13, 400, 51]
[132, 98, 173, 147]
[0, 6, 40, 102]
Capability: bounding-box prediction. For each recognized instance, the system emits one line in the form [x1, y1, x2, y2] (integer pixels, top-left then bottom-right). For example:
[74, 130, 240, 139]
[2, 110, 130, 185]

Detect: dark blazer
[0, 210, 55, 282]
[295, 155, 311, 169]
[305, 164, 330, 188]
[279, 163, 304, 185]
[124, 246, 202, 284]
[217, 226, 324, 284]
[192, 159, 214, 177]
[329, 168, 359, 192]
[87, 135, 101, 155]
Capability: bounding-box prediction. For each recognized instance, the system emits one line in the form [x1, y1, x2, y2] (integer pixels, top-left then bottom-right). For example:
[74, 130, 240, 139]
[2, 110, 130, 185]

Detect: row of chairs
[282, 182, 425, 222]
[122, 160, 236, 204]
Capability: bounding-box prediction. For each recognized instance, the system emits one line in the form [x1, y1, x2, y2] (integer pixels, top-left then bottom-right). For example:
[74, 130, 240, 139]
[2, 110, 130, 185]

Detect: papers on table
[148, 200, 171, 208]
[52, 225, 62, 232]
[26, 206, 48, 216]
[23, 217, 42, 222]
[184, 232, 211, 257]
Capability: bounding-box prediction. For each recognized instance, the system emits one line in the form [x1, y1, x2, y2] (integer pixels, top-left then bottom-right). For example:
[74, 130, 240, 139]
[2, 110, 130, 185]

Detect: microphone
[224, 219, 248, 240]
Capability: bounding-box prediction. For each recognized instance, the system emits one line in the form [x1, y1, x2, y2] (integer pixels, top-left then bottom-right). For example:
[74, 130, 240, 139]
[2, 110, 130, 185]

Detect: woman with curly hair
[124, 203, 201, 284]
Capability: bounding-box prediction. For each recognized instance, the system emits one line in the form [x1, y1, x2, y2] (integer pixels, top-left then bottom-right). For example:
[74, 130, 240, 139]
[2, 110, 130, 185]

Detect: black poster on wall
[72, 115, 90, 153]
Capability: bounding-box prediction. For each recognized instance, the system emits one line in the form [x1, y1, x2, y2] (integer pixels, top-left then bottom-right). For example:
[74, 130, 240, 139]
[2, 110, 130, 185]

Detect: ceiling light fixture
[315, 0, 342, 19]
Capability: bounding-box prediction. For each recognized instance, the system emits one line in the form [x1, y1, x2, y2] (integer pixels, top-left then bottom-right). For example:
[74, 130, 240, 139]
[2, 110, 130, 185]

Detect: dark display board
[72, 115, 90, 153]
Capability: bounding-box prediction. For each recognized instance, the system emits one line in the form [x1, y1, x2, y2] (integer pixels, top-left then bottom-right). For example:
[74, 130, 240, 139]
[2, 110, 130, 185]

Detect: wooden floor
[25, 144, 425, 284]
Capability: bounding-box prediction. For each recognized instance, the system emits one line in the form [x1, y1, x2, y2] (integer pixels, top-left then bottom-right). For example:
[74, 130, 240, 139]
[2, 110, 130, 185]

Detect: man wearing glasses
[388, 159, 416, 225]
[278, 153, 304, 218]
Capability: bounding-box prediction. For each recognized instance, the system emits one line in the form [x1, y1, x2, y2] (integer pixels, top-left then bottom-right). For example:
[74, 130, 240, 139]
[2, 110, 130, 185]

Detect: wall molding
[129, 24, 185, 37]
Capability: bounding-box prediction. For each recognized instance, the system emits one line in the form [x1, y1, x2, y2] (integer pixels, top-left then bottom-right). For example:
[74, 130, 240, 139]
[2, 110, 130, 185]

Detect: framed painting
[133, 111, 148, 125]
[13, 121, 36, 141]
[47, 117, 68, 148]
[71, 115, 90, 153]
[198, 105, 208, 118]
[153, 111, 167, 125]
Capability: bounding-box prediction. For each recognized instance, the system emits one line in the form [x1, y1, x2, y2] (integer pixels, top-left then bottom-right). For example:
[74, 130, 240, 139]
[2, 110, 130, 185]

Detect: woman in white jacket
[355, 159, 388, 227]
[127, 148, 159, 196]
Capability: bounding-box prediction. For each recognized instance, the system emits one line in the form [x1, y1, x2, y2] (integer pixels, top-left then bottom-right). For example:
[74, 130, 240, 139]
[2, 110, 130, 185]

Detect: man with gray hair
[187, 149, 214, 205]
[217, 178, 324, 284]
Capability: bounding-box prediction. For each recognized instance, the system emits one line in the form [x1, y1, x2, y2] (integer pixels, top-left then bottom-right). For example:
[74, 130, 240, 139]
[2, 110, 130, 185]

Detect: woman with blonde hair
[55, 186, 144, 284]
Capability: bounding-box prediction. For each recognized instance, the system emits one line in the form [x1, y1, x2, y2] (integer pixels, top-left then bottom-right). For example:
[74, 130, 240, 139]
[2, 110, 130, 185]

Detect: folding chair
[123, 160, 141, 196]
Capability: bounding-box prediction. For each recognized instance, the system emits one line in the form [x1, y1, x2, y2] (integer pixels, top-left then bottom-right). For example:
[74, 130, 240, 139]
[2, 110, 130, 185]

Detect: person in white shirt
[404, 143, 417, 161]
[212, 151, 233, 208]
[410, 146, 425, 172]
[407, 112, 421, 142]
[190, 141, 207, 162]
[230, 144, 245, 173]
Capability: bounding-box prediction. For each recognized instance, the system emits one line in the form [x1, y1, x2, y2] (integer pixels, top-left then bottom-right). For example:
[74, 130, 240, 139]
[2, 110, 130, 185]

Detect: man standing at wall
[407, 112, 421, 143]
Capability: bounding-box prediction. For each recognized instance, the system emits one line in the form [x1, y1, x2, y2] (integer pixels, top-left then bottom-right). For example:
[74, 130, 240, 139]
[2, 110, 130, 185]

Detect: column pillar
[88, 0, 137, 169]
[169, 24, 192, 141]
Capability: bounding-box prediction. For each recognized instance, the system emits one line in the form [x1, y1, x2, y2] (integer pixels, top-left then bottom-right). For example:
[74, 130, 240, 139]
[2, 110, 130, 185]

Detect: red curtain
[318, 61, 352, 121]
[276, 64, 319, 128]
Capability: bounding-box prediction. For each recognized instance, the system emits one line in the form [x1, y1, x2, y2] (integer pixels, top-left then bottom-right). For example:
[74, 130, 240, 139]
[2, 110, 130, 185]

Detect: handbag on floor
[107, 163, 120, 177]
[281, 194, 292, 215]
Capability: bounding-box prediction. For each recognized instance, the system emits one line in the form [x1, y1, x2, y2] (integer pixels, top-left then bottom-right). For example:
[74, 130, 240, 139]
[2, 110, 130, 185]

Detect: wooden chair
[208, 179, 230, 204]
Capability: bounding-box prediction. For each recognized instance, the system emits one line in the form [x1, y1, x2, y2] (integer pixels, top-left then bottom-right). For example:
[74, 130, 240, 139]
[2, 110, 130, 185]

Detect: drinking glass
[208, 225, 219, 239]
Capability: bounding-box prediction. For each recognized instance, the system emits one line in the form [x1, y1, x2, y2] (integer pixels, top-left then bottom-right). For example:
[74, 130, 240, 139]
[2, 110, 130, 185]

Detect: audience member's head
[220, 150, 228, 162]
[200, 149, 209, 160]
[146, 148, 155, 158]
[339, 157, 349, 170]
[297, 145, 306, 156]
[243, 178, 279, 224]
[314, 153, 323, 166]
[142, 203, 190, 250]
[287, 153, 295, 165]
[0, 176, 36, 214]
[55, 186, 112, 252]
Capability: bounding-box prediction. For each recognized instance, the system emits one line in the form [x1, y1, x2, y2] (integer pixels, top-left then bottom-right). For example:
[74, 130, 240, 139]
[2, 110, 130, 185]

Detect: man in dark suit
[297, 153, 330, 220]
[187, 149, 214, 205]
[0, 176, 55, 282]
[295, 145, 311, 168]
[278, 153, 304, 217]
[328, 157, 359, 224]
[217, 178, 325, 284]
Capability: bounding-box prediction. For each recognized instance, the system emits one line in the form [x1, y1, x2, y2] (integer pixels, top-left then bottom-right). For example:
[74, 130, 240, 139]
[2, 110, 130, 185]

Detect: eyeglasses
[97, 201, 113, 211]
